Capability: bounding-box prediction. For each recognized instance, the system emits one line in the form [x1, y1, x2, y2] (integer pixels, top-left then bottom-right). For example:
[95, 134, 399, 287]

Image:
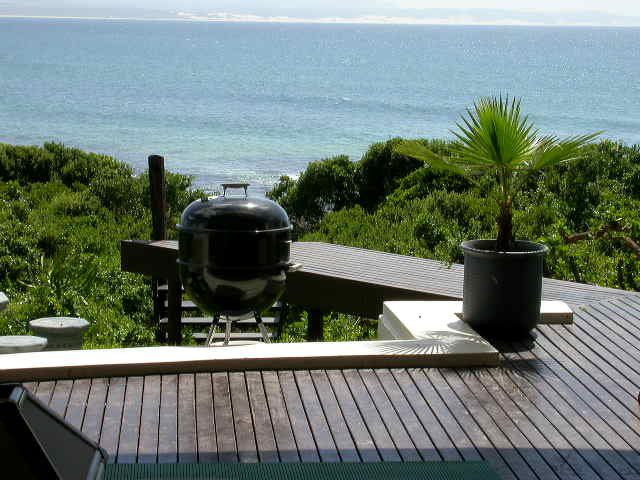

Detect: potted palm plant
[396, 96, 599, 338]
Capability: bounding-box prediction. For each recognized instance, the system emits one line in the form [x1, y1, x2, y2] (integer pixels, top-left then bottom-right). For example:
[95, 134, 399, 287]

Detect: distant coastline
[2, 13, 640, 28]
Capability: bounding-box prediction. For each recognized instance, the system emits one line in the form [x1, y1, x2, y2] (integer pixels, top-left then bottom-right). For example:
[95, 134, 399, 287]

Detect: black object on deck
[0, 383, 107, 479]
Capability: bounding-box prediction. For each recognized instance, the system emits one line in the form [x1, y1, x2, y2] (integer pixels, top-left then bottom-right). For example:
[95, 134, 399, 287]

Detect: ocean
[1, 18, 639, 194]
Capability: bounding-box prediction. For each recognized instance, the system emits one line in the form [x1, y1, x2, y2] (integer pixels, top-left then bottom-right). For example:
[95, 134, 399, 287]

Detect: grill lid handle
[221, 183, 249, 197]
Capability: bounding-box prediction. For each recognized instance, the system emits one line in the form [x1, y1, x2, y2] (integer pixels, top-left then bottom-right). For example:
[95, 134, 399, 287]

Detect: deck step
[157, 284, 185, 293]
[162, 299, 199, 310]
[161, 298, 283, 311]
[160, 316, 279, 326]
[192, 331, 272, 341]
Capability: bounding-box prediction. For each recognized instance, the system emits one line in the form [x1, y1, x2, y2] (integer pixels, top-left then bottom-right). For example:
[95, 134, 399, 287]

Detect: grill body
[177, 184, 292, 318]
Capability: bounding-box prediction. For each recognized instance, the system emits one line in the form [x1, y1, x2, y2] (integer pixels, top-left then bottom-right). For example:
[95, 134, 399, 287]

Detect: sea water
[1, 19, 639, 193]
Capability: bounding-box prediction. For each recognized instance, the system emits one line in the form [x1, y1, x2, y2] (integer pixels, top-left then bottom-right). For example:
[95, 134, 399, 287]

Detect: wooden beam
[120, 240, 178, 278]
[0, 339, 499, 382]
[285, 270, 450, 319]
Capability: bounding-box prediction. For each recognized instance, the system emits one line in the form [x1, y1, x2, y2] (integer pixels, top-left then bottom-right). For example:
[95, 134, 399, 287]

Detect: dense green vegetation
[1, 136, 638, 348]
[270, 138, 640, 291]
[0, 143, 199, 347]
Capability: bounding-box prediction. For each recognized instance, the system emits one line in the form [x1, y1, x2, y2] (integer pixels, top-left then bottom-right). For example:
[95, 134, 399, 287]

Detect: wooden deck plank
[34, 380, 54, 406]
[138, 375, 161, 464]
[65, 378, 91, 431]
[82, 378, 108, 444]
[308, 370, 363, 462]
[389, 369, 460, 461]
[177, 374, 198, 463]
[618, 292, 640, 310]
[49, 380, 73, 418]
[479, 367, 597, 480]
[502, 347, 633, 480]
[100, 377, 126, 464]
[261, 371, 300, 463]
[23, 239, 637, 478]
[405, 369, 482, 462]
[121, 240, 635, 319]
[497, 349, 629, 480]
[117, 376, 143, 464]
[580, 304, 640, 361]
[128, 238, 632, 302]
[22, 382, 37, 393]
[228, 372, 259, 463]
[319, 370, 380, 462]
[158, 375, 178, 464]
[569, 311, 640, 386]
[430, 368, 537, 480]
[590, 300, 640, 344]
[453, 369, 562, 480]
[194, 373, 217, 463]
[293, 370, 342, 462]
[413, 369, 515, 480]
[373, 369, 441, 462]
[212, 372, 238, 463]
[558, 314, 640, 389]
[277, 371, 320, 463]
[339, 369, 402, 462]
[245, 371, 279, 463]
[289, 242, 632, 304]
[22, 357, 640, 480]
[535, 327, 640, 429]
[520, 336, 640, 475]
[358, 369, 422, 462]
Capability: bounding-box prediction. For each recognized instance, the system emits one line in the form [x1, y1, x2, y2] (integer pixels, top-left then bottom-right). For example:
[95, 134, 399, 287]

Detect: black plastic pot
[461, 239, 548, 338]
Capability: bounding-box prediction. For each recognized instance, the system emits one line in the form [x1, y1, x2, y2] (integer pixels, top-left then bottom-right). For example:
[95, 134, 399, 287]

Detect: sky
[2, 0, 640, 25]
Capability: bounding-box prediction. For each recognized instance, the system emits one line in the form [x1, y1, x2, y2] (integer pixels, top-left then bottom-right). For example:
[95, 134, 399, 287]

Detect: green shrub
[356, 138, 423, 210]
[414, 215, 446, 250]
[0, 143, 195, 348]
[268, 155, 358, 234]
[294, 139, 640, 293]
[356, 138, 460, 210]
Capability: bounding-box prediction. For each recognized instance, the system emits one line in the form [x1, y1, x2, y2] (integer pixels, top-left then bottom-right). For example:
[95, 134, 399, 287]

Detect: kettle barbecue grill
[177, 183, 297, 345]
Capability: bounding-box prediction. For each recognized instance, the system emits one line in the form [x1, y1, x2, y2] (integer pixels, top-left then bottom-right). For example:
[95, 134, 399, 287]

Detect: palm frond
[529, 131, 602, 171]
[393, 95, 600, 250]
[395, 140, 467, 176]
[450, 96, 540, 170]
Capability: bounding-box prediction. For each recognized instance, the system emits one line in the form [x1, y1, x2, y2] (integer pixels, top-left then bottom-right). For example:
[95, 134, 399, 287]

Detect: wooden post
[307, 309, 324, 341]
[167, 275, 183, 345]
[148, 155, 167, 241]
[148, 155, 170, 342]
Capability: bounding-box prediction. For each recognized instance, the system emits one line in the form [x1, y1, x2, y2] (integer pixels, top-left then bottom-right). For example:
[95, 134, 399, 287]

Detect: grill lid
[178, 183, 291, 233]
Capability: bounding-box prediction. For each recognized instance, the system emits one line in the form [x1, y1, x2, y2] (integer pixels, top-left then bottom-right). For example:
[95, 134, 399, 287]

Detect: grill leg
[224, 315, 232, 346]
[206, 314, 220, 347]
[255, 312, 271, 343]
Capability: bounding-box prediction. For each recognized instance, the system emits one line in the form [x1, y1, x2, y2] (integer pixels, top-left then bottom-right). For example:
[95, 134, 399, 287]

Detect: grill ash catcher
[177, 183, 300, 346]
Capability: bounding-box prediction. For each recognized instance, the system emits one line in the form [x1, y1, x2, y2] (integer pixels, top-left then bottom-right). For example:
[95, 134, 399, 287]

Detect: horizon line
[1, 13, 640, 28]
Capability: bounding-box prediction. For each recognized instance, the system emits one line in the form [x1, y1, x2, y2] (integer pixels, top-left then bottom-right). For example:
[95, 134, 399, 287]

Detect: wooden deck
[20, 294, 640, 479]
[122, 241, 634, 311]
[120, 240, 636, 342]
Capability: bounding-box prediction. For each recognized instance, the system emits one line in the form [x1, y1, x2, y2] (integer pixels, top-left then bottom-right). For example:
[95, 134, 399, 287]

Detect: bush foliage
[2, 138, 638, 348]
[278, 138, 640, 292]
[0, 143, 201, 347]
